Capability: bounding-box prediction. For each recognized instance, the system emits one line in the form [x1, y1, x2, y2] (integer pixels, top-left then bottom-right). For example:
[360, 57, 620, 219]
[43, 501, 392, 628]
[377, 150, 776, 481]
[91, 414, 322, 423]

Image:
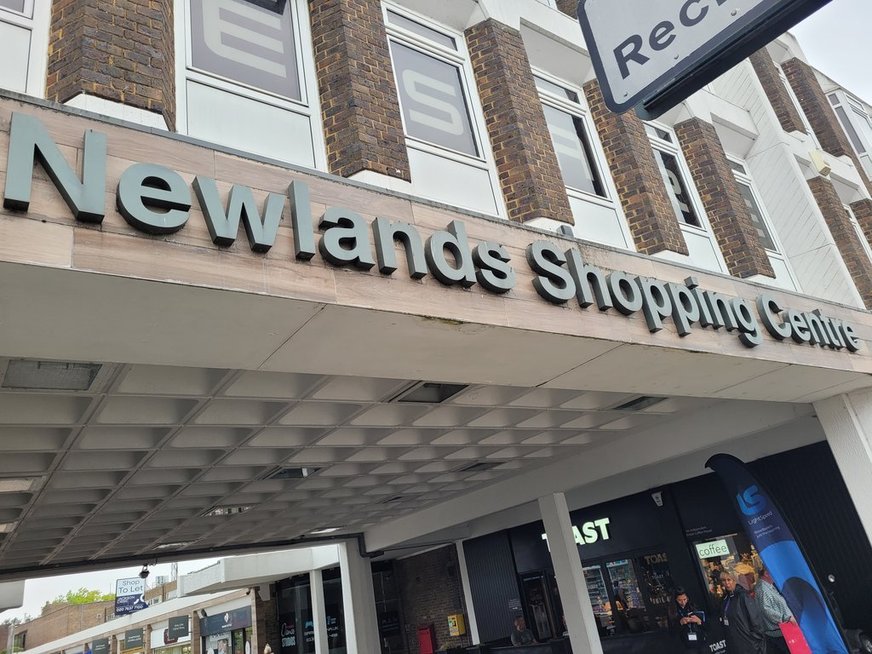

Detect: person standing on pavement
[720, 571, 766, 654]
[756, 567, 797, 654]
[669, 587, 706, 652]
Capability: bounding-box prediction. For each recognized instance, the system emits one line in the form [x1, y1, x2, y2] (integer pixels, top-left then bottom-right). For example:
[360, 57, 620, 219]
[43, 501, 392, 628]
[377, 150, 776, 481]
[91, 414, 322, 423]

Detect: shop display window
[520, 551, 674, 642]
[581, 553, 674, 637]
[693, 533, 762, 605]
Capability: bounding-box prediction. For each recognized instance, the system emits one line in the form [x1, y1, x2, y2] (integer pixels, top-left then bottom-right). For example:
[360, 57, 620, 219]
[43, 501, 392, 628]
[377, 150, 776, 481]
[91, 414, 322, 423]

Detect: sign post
[578, 0, 832, 118]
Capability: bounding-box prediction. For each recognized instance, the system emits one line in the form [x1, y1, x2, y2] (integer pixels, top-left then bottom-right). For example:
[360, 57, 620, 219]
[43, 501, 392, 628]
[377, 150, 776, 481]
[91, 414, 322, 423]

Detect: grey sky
[792, 0, 872, 102]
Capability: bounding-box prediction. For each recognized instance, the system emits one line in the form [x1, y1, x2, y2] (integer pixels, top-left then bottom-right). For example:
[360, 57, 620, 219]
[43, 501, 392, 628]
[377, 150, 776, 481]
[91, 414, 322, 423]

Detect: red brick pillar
[748, 49, 806, 134]
[583, 80, 689, 255]
[675, 118, 774, 278]
[465, 19, 572, 224]
[46, 0, 175, 128]
[808, 176, 872, 309]
[782, 58, 851, 158]
[849, 199, 872, 253]
[190, 612, 201, 654]
[309, 0, 411, 181]
[783, 58, 872, 195]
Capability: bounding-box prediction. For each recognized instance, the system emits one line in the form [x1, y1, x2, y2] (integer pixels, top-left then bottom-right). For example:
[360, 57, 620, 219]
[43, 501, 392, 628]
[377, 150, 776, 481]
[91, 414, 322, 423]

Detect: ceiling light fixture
[310, 527, 343, 535]
[2, 360, 102, 391]
[153, 541, 196, 550]
[392, 382, 468, 404]
[612, 396, 666, 412]
[201, 505, 252, 518]
[0, 478, 40, 493]
[267, 467, 319, 480]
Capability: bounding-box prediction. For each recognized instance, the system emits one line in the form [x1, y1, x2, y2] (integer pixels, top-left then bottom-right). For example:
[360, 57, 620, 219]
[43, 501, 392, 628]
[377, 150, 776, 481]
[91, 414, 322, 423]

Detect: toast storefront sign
[1, 112, 861, 353]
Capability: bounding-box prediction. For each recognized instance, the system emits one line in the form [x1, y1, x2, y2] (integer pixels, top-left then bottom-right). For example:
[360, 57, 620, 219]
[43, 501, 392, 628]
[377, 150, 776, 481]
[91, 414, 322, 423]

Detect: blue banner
[707, 453, 847, 654]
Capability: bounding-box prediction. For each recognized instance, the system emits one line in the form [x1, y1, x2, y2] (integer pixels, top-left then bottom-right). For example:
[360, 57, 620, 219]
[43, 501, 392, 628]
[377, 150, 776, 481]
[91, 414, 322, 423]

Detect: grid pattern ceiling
[0, 360, 705, 574]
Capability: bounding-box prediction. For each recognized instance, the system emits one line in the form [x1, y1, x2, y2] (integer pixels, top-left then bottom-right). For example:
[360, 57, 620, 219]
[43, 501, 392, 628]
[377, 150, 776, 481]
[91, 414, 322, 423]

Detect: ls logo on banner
[708, 454, 848, 654]
[737, 485, 768, 516]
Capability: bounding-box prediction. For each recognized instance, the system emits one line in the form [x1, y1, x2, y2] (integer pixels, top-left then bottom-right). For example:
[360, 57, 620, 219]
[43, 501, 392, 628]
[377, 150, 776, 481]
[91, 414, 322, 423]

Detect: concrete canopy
[0, 95, 869, 579]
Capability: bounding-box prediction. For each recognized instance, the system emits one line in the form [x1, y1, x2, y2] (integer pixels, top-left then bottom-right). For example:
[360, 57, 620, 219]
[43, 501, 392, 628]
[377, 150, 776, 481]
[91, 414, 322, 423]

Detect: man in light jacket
[756, 567, 797, 654]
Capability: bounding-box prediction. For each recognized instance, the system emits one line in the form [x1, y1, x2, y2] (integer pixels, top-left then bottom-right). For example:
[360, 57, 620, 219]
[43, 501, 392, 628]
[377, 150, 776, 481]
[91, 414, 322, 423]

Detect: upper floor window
[645, 125, 702, 228]
[0, 0, 48, 97]
[535, 75, 607, 199]
[386, 9, 480, 158]
[179, 0, 324, 168]
[0, 0, 26, 14]
[844, 204, 872, 263]
[829, 91, 872, 178]
[383, 4, 502, 217]
[188, 0, 301, 101]
[727, 160, 778, 252]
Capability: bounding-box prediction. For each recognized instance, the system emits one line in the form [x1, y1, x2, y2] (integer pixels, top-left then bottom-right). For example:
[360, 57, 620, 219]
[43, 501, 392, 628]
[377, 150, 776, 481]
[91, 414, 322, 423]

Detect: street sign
[578, 0, 832, 119]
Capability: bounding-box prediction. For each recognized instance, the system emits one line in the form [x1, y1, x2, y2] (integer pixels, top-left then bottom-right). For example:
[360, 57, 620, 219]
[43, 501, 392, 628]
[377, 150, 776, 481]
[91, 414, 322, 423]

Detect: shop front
[276, 569, 346, 654]
[200, 608, 252, 654]
[151, 617, 192, 654]
[463, 441, 872, 654]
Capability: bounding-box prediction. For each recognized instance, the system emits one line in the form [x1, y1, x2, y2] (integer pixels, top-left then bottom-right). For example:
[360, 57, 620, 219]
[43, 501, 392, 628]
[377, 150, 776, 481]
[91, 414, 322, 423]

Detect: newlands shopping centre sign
[1, 112, 862, 353]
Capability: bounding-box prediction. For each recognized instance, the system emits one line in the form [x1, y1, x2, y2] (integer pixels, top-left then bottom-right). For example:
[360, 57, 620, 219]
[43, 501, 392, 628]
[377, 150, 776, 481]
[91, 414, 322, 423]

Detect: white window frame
[383, 2, 504, 217]
[0, 0, 50, 98]
[174, 0, 326, 169]
[829, 90, 872, 178]
[533, 69, 611, 203]
[533, 68, 634, 248]
[727, 156, 800, 288]
[844, 203, 872, 265]
[645, 122, 729, 271]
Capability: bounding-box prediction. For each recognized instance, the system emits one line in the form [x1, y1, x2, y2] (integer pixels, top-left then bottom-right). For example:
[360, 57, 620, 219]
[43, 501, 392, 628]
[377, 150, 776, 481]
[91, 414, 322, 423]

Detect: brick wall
[583, 80, 689, 255]
[465, 19, 572, 224]
[556, 0, 578, 18]
[782, 57, 851, 158]
[251, 586, 279, 654]
[807, 176, 872, 309]
[46, 0, 175, 128]
[748, 49, 806, 134]
[396, 546, 470, 654]
[675, 118, 775, 278]
[309, 0, 411, 181]
[15, 601, 115, 649]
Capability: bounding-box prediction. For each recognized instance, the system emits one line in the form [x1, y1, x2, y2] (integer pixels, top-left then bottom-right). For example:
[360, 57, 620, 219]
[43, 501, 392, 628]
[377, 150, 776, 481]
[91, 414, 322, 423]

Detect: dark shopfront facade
[463, 442, 872, 653]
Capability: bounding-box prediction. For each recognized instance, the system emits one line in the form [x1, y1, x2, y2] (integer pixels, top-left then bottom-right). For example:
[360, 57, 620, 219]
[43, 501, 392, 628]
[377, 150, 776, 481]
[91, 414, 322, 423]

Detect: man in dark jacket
[720, 572, 766, 654]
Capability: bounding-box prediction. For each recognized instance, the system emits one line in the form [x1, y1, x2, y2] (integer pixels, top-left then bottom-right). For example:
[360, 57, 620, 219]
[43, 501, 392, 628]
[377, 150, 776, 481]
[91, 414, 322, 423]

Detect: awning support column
[538, 492, 604, 654]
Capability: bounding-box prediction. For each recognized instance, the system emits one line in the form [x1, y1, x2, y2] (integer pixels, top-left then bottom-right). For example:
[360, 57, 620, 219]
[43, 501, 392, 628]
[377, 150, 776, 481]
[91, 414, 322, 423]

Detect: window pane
[834, 105, 866, 154]
[386, 10, 456, 50]
[727, 160, 746, 174]
[534, 76, 579, 103]
[542, 104, 605, 197]
[644, 125, 672, 142]
[189, 0, 301, 100]
[653, 150, 700, 227]
[0, 0, 25, 13]
[391, 41, 479, 156]
[736, 182, 777, 251]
